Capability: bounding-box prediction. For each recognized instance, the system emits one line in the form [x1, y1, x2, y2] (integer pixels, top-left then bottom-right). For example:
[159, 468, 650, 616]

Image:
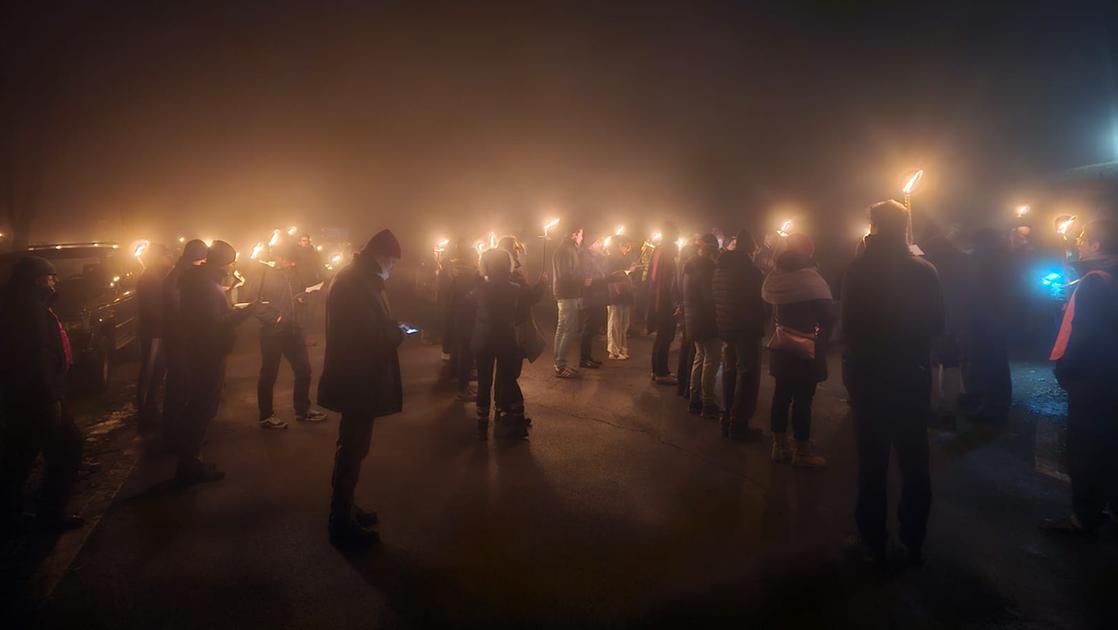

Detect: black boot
[353, 505, 380, 528]
[330, 509, 380, 548]
[495, 412, 529, 440]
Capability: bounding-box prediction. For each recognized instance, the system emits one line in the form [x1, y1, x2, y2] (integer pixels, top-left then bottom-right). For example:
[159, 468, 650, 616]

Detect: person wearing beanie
[174, 240, 258, 485]
[253, 242, 328, 430]
[159, 239, 208, 449]
[842, 200, 943, 567]
[761, 232, 835, 468]
[712, 228, 768, 441]
[682, 233, 722, 418]
[318, 228, 405, 548]
[0, 256, 85, 533]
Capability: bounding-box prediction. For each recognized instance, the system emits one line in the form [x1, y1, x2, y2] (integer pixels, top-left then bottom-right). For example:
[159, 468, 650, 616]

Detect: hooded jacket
[682, 253, 718, 342]
[254, 264, 304, 336]
[841, 235, 944, 404]
[1052, 255, 1118, 391]
[0, 261, 69, 403]
[763, 251, 835, 382]
[317, 255, 404, 415]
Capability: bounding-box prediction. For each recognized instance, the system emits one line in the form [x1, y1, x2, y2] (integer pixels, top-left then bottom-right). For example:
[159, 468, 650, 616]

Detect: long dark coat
[681, 254, 717, 342]
[317, 258, 404, 416]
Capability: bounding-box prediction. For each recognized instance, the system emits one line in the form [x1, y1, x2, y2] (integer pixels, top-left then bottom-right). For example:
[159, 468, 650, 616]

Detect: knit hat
[363, 229, 402, 259]
[206, 240, 237, 267]
[11, 256, 56, 281]
[182, 239, 208, 263]
[699, 233, 720, 249]
[785, 233, 815, 258]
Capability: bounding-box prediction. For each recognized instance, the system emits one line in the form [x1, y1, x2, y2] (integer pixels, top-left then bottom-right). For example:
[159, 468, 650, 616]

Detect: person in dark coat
[552, 226, 585, 378]
[446, 243, 481, 401]
[605, 236, 637, 360]
[160, 239, 207, 452]
[647, 222, 681, 384]
[762, 234, 835, 467]
[966, 228, 1013, 424]
[921, 232, 974, 428]
[675, 238, 698, 397]
[713, 229, 767, 440]
[682, 233, 721, 418]
[1043, 220, 1118, 536]
[842, 200, 944, 566]
[253, 243, 328, 429]
[579, 238, 608, 369]
[471, 248, 533, 440]
[136, 243, 174, 436]
[317, 230, 405, 548]
[175, 241, 257, 486]
[0, 256, 85, 533]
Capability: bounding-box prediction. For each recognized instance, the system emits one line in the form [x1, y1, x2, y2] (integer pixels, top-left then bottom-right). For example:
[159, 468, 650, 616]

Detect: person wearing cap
[318, 229, 405, 548]
[253, 242, 328, 430]
[175, 240, 257, 485]
[682, 233, 722, 418]
[842, 200, 943, 567]
[0, 256, 85, 532]
[136, 243, 174, 437]
[761, 232, 835, 467]
[713, 228, 767, 441]
[159, 239, 208, 452]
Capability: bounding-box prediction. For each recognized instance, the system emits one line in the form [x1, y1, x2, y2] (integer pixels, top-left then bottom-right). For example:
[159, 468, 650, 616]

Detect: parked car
[0, 242, 141, 392]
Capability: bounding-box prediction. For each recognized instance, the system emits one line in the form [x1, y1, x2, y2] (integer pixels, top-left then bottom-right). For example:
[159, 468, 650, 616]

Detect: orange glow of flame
[614, 225, 625, 236]
[250, 242, 264, 260]
[777, 220, 794, 238]
[268, 229, 281, 247]
[1057, 216, 1077, 236]
[902, 169, 924, 195]
[1016, 205, 1030, 218]
[133, 241, 149, 258]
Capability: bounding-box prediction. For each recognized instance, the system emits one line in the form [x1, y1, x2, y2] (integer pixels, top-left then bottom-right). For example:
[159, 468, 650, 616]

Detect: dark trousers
[676, 335, 694, 395]
[853, 400, 932, 553]
[477, 350, 524, 413]
[965, 334, 1012, 422]
[451, 331, 473, 392]
[580, 306, 606, 362]
[177, 357, 226, 463]
[162, 340, 188, 442]
[137, 336, 167, 432]
[1, 400, 82, 521]
[722, 335, 762, 424]
[258, 330, 312, 420]
[651, 315, 677, 377]
[330, 411, 375, 520]
[1066, 388, 1118, 530]
[771, 377, 817, 441]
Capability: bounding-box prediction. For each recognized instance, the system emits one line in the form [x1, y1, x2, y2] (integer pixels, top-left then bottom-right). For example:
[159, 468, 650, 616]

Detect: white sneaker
[259, 416, 289, 430]
[297, 409, 328, 423]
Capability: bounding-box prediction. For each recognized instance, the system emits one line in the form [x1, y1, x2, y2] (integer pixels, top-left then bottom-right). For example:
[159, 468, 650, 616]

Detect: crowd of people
[3, 200, 1117, 561]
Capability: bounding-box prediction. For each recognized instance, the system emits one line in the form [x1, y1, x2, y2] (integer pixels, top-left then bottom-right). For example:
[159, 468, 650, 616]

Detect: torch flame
[543, 218, 560, 236]
[250, 242, 264, 260]
[268, 229, 281, 247]
[1016, 205, 1030, 218]
[615, 225, 625, 236]
[902, 169, 924, 195]
[652, 232, 662, 243]
[287, 226, 298, 236]
[1057, 215, 1077, 236]
[777, 220, 794, 238]
[675, 237, 688, 250]
[133, 240, 149, 258]
[475, 240, 487, 254]
[489, 231, 497, 249]
[604, 236, 613, 248]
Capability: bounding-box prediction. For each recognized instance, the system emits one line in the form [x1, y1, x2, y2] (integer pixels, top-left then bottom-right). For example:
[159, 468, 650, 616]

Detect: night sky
[2, 0, 1115, 250]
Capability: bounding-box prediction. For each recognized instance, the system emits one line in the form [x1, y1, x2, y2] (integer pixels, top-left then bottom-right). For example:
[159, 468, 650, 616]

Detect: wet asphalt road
[32, 319, 1118, 629]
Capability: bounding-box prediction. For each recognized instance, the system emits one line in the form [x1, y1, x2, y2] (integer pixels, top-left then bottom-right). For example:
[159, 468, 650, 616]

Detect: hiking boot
[329, 518, 381, 549]
[297, 409, 328, 423]
[175, 460, 226, 486]
[792, 440, 827, 467]
[495, 413, 530, 440]
[654, 375, 679, 386]
[701, 404, 721, 420]
[771, 432, 792, 463]
[259, 415, 289, 430]
[353, 505, 380, 528]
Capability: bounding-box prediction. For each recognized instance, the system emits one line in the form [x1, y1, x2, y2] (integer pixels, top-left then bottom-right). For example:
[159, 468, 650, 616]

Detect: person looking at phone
[317, 229, 405, 548]
[255, 243, 327, 430]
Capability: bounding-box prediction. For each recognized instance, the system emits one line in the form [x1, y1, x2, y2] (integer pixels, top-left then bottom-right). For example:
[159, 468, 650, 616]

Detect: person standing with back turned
[842, 200, 944, 567]
[318, 230, 404, 548]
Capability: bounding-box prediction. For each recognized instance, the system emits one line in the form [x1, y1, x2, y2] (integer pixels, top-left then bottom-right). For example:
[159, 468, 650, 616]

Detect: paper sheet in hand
[304, 282, 324, 293]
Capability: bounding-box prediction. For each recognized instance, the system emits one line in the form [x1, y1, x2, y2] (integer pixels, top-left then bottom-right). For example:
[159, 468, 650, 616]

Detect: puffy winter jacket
[682, 255, 718, 342]
[712, 249, 767, 339]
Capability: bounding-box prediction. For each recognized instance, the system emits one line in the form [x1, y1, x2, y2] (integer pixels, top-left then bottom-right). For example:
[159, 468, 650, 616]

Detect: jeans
[330, 411, 376, 522]
[853, 398, 931, 554]
[258, 330, 312, 420]
[0, 400, 82, 521]
[689, 338, 721, 405]
[651, 314, 677, 377]
[1066, 388, 1118, 530]
[477, 350, 524, 413]
[722, 335, 761, 425]
[771, 377, 817, 441]
[554, 298, 582, 369]
[606, 305, 631, 357]
[580, 306, 606, 362]
[178, 356, 226, 463]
